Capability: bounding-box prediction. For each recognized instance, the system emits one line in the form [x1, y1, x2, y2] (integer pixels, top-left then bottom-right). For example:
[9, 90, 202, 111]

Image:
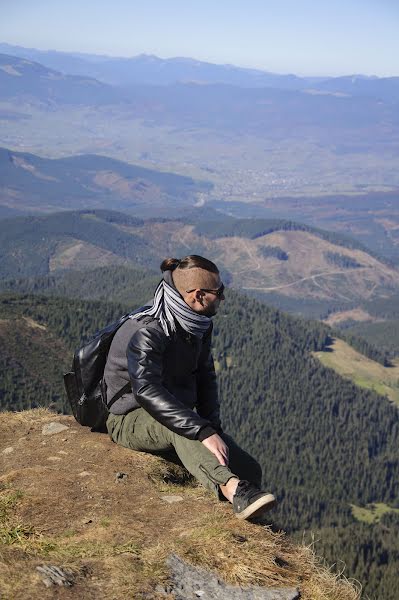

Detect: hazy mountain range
[1, 51, 398, 128]
[0, 43, 321, 89]
[1, 47, 399, 203]
[0, 53, 120, 106]
[1, 43, 398, 103]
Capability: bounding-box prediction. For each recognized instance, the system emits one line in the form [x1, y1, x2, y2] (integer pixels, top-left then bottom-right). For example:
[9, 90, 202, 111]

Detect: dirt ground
[0, 410, 360, 600]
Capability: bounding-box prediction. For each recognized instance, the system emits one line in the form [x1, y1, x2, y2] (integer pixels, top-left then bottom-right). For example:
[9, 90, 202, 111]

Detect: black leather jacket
[104, 315, 221, 441]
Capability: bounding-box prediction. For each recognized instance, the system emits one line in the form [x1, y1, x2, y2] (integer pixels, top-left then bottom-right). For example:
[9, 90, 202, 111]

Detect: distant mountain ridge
[0, 53, 121, 105]
[0, 43, 325, 88]
[1, 55, 397, 150]
[1, 43, 398, 102]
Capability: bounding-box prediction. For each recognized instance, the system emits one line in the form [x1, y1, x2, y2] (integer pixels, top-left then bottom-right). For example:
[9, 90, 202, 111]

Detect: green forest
[324, 251, 362, 269]
[319, 293, 399, 359]
[259, 245, 289, 261]
[1, 265, 398, 598]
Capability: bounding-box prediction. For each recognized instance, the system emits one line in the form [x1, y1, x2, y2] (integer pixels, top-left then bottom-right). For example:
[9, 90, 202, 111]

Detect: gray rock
[41, 422, 69, 436]
[161, 495, 184, 504]
[2, 447, 14, 455]
[115, 471, 128, 481]
[36, 565, 74, 588]
[79, 471, 91, 477]
[160, 554, 300, 600]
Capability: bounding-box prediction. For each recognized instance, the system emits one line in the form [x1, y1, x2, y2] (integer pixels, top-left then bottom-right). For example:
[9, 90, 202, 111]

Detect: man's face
[190, 273, 225, 317]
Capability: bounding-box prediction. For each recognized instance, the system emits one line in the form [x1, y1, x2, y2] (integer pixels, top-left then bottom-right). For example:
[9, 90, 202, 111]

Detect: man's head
[160, 255, 224, 317]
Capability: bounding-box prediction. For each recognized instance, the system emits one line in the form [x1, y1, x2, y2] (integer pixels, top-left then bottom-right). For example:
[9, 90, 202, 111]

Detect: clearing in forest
[313, 338, 399, 406]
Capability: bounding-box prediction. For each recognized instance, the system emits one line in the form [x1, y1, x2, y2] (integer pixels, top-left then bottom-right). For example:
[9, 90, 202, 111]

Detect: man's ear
[195, 289, 204, 303]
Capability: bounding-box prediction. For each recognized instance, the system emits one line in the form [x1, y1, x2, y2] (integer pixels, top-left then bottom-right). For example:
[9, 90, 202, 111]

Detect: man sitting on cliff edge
[104, 254, 276, 520]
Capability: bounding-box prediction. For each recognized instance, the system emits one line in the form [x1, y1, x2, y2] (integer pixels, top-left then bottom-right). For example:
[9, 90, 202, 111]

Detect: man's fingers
[216, 450, 227, 466]
[209, 447, 226, 466]
[220, 449, 229, 465]
[216, 447, 228, 466]
[220, 445, 229, 465]
[202, 434, 229, 465]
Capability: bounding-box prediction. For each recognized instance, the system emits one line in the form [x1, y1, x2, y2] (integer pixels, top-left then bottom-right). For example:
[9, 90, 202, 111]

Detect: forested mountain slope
[322, 293, 399, 365]
[0, 265, 160, 306]
[1, 210, 398, 317]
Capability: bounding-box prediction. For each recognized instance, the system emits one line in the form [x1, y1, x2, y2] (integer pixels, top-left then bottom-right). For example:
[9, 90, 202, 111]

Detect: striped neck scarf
[129, 270, 212, 338]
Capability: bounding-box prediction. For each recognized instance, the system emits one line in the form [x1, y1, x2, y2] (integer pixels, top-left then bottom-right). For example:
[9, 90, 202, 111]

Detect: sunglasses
[186, 283, 225, 298]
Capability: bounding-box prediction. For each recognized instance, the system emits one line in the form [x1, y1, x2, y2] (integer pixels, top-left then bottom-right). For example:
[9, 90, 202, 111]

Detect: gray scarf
[129, 270, 212, 338]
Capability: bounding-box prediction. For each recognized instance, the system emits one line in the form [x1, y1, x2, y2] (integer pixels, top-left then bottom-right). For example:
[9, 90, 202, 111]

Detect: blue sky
[1, 0, 398, 76]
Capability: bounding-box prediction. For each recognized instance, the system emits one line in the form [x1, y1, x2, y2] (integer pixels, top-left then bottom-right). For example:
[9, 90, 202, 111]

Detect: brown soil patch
[49, 239, 127, 272]
[92, 170, 157, 199]
[323, 309, 378, 326]
[10, 155, 58, 182]
[22, 317, 47, 331]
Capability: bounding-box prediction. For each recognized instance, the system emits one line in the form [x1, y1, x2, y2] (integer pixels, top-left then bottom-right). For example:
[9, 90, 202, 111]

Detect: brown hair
[160, 255, 219, 274]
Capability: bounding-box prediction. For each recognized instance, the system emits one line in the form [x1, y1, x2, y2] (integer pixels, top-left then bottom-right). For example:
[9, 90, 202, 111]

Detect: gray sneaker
[233, 480, 276, 520]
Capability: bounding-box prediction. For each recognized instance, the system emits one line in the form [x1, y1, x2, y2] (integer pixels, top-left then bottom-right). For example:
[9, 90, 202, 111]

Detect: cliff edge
[0, 410, 360, 599]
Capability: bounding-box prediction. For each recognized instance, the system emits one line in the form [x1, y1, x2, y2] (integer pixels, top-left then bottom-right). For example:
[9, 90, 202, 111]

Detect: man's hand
[202, 433, 229, 466]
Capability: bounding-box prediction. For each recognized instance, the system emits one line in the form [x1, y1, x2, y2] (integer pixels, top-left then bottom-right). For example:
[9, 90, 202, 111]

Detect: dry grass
[323, 308, 377, 326]
[214, 229, 399, 302]
[0, 410, 361, 599]
[49, 238, 127, 272]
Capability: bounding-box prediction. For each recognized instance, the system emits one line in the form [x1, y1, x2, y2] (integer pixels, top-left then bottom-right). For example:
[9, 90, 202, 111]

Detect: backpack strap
[107, 382, 132, 409]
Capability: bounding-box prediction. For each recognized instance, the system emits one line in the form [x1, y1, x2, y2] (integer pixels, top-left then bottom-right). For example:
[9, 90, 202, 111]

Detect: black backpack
[63, 312, 134, 431]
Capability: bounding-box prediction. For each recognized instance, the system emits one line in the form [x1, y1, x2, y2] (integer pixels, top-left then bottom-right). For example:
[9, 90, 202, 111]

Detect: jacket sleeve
[196, 325, 222, 432]
[127, 325, 215, 440]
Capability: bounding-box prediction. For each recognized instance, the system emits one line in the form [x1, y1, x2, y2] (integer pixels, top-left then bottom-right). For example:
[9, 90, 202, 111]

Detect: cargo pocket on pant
[199, 464, 230, 486]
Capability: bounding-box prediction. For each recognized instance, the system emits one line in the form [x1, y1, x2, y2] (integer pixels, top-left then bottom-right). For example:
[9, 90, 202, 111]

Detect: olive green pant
[106, 408, 262, 497]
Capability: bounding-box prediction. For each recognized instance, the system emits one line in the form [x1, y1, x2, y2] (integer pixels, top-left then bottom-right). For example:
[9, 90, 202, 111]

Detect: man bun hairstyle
[160, 258, 181, 272]
[160, 255, 219, 274]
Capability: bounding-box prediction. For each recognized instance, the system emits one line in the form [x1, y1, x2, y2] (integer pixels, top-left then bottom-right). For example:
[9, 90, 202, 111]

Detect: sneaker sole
[235, 494, 276, 520]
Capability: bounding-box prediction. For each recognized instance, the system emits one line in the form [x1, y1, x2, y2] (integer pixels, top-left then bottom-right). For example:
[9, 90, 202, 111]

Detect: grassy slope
[0, 410, 359, 600]
[313, 338, 399, 406]
[351, 503, 399, 524]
